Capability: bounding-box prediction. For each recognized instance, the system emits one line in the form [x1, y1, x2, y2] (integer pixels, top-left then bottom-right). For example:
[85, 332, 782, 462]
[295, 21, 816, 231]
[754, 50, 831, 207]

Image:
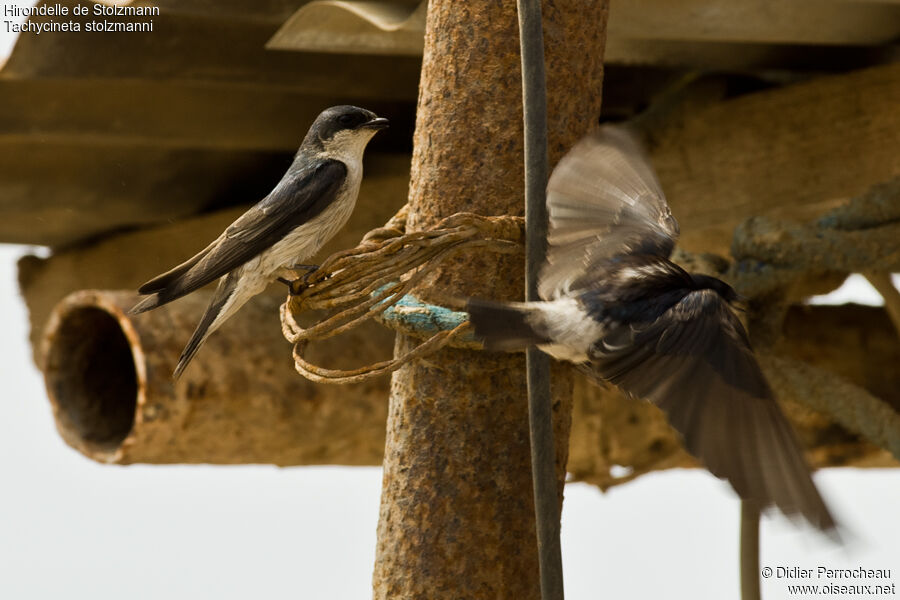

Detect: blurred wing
[138, 159, 346, 301]
[591, 289, 835, 532]
[540, 126, 679, 300]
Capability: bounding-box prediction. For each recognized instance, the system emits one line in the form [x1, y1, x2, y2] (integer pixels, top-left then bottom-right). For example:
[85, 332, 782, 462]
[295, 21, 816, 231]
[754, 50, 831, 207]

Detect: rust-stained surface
[41, 290, 390, 465]
[642, 62, 900, 257]
[777, 305, 900, 413]
[372, 1, 609, 598]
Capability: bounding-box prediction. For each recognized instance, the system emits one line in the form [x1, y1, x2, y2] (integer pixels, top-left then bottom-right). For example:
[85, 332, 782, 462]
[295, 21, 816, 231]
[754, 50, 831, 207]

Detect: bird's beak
[361, 117, 390, 131]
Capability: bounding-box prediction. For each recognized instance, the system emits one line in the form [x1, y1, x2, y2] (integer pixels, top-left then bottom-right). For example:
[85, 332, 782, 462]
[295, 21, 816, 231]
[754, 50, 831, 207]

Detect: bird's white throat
[318, 128, 380, 165]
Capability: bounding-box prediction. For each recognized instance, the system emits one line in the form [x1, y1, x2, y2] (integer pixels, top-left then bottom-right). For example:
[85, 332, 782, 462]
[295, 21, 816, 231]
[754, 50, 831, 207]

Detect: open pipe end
[41, 291, 145, 462]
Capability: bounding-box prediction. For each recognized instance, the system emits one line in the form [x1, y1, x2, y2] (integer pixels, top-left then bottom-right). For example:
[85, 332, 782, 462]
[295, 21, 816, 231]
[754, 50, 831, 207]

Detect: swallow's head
[305, 105, 389, 157]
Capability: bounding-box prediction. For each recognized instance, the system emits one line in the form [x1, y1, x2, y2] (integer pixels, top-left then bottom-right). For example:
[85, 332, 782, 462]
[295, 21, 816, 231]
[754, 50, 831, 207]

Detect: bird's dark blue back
[579, 253, 739, 330]
[579, 254, 691, 324]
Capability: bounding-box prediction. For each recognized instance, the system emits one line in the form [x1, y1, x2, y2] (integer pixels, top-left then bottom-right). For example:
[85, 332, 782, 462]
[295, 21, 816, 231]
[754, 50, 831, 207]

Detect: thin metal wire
[517, 1, 564, 599]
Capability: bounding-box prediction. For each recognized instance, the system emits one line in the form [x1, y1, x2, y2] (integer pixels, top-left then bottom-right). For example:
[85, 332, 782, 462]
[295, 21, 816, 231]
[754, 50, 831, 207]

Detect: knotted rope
[280, 207, 523, 384]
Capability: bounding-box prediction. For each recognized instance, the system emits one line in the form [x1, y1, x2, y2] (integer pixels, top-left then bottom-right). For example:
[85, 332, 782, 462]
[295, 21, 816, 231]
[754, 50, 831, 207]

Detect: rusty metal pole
[372, 2, 609, 598]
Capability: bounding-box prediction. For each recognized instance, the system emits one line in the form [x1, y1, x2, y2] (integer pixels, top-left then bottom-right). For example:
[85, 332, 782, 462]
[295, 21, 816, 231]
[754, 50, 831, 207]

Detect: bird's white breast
[528, 297, 605, 363]
[237, 156, 363, 291]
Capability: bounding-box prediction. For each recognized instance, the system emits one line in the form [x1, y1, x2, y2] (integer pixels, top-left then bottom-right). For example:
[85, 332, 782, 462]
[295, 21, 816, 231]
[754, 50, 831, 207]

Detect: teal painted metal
[381, 295, 469, 336]
[372, 285, 479, 347]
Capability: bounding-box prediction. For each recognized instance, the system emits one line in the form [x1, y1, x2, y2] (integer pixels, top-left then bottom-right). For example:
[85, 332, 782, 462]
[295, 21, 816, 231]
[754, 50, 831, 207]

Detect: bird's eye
[338, 114, 356, 126]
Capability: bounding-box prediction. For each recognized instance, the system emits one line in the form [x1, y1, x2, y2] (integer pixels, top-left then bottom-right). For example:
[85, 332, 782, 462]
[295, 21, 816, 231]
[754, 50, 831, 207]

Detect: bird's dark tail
[130, 293, 163, 315]
[173, 318, 213, 380]
[129, 277, 199, 315]
[466, 298, 550, 351]
[129, 239, 218, 315]
[172, 274, 238, 379]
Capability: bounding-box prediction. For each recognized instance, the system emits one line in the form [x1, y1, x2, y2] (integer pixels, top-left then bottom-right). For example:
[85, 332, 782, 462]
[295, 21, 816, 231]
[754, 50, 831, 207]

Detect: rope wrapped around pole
[280, 211, 522, 384]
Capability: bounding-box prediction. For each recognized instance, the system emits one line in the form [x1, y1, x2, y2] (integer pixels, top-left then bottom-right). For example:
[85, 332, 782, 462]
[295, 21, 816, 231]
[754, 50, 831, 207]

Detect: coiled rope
[280, 208, 523, 384]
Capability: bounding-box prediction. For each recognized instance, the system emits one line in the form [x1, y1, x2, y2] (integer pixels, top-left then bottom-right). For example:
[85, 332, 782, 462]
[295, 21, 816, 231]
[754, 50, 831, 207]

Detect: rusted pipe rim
[41, 290, 147, 463]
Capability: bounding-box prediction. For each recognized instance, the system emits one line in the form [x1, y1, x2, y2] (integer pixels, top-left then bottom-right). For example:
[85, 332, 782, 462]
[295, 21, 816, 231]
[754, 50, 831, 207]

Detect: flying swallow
[467, 126, 836, 532]
[132, 105, 389, 378]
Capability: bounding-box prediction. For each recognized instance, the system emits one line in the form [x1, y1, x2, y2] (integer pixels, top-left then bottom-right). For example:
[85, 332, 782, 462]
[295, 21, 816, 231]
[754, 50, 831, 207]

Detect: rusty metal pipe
[40, 289, 391, 465]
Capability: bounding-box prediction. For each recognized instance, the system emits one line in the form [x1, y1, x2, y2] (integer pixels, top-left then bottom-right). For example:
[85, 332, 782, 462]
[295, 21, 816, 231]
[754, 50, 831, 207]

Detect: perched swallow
[132, 105, 388, 378]
[467, 126, 835, 532]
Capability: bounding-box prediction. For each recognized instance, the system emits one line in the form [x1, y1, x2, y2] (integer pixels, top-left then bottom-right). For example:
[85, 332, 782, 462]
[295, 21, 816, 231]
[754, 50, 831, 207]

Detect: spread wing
[134, 159, 346, 309]
[590, 289, 835, 532]
[540, 126, 679, 300]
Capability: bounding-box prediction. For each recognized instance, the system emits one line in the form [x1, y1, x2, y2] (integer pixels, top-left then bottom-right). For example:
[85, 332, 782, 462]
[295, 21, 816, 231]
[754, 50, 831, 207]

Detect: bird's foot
[277, 276, 309, 296]
[277, 264, 322, 295]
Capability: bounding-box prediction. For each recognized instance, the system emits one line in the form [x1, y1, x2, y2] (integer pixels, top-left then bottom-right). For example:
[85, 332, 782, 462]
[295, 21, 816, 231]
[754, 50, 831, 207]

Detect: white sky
[2, 8, 899, 599]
